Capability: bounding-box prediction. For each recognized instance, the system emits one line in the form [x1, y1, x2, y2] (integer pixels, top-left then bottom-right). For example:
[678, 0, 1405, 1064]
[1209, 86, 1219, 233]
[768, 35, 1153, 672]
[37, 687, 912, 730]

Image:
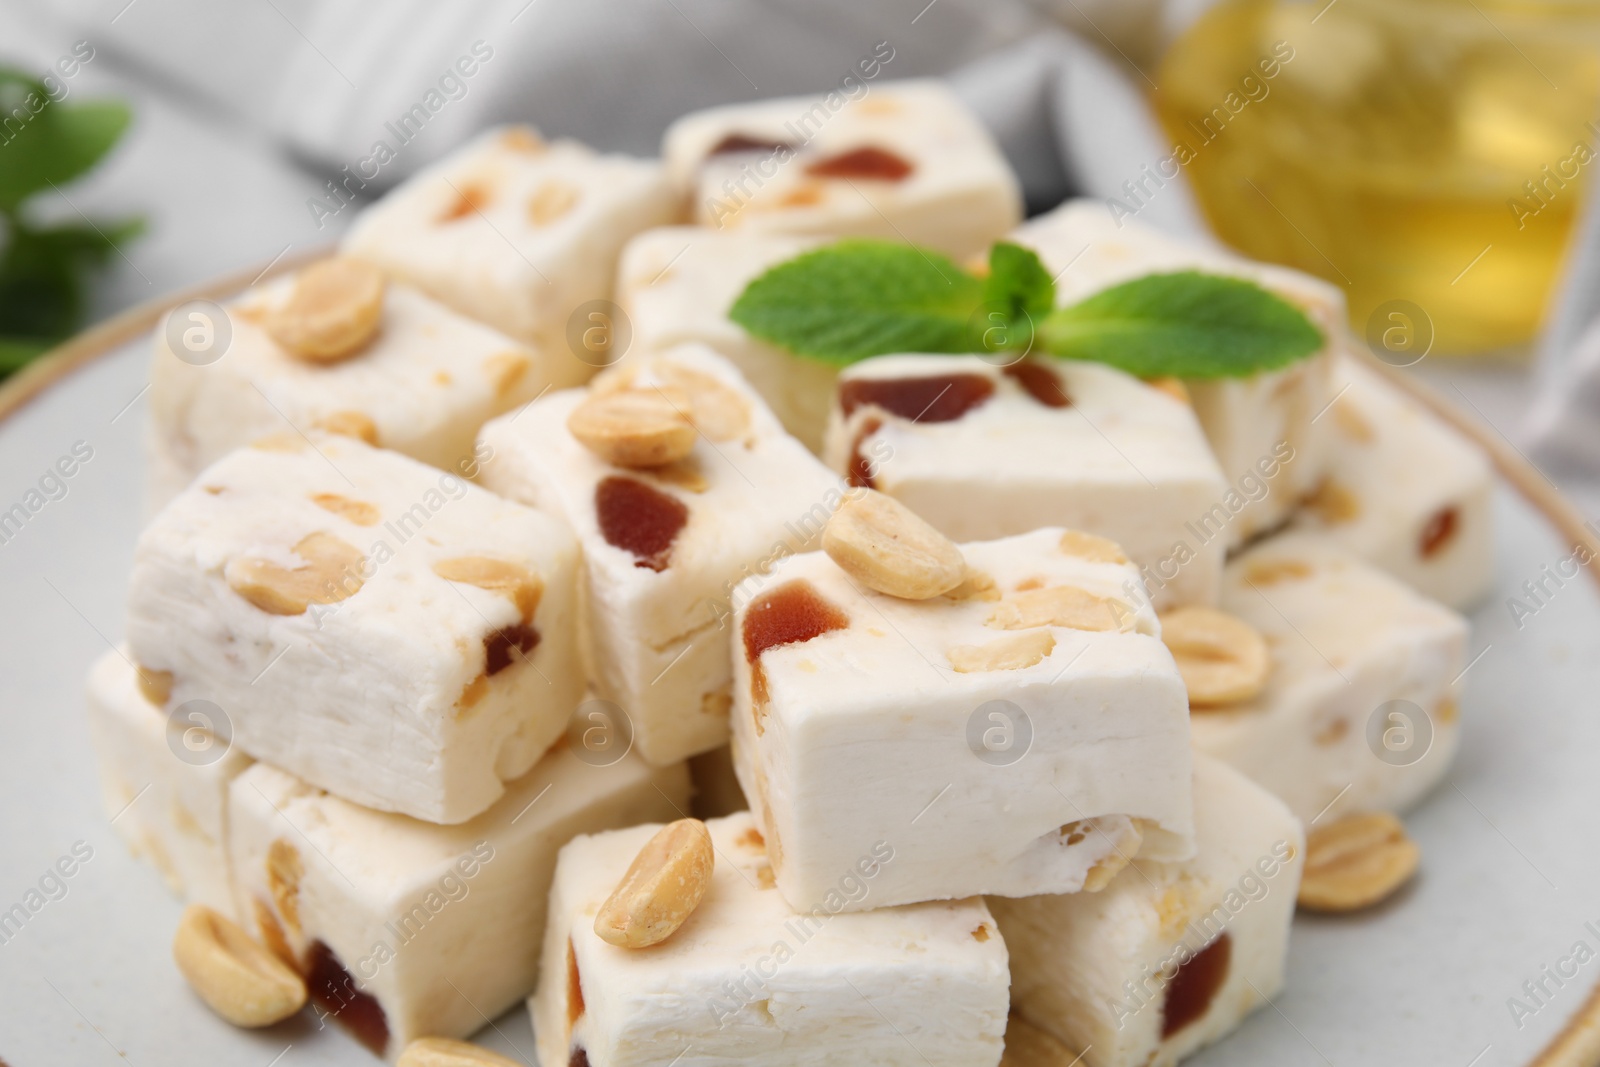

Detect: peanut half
[1306, 478, 1361, 524]
[988, 585, 1129, 633]
[527, 181, 581, 226]
[1158, 606, 1270, 707]
[318, 410, 380, 445]
[949, 630, 1055, 674]
[593, 361, 753, 443]
[568, 386, 697, 469]
[594, 818, 714, 949]
[398, 1037, 525, 1067]
[1298, 812, 1419, 912]
[823, 489, 966, 600]
[1057, 529, 1129, 565]
[136, 665, 174, 707]
[1081, 817, 1145, 892]
[226, 532, 366, 615]
[266, 257, 385, 363]
[172, 904, 307, 1027]
[310, 492, 381, 527]
[433, 557, 543, 624]
[660, 365, 751, 443]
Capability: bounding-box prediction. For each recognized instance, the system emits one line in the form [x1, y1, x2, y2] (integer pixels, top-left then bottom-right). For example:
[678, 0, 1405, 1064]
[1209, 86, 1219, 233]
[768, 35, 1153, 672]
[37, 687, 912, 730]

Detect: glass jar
[1154, 0, 1600, 355]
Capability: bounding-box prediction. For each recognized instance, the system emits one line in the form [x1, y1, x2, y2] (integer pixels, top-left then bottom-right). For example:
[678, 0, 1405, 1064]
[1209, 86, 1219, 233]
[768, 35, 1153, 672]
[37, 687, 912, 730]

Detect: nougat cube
[663, 79, 1022, 259]
[617, 226, 836, 449]
[821, 354, 1229, 609]
[148, 264, 545, 509]
[85, 648, 253, 919]
[1011, 199, 1343, 546]
[344, 125, 679, 381]
[531, 811, 1010, 1067]
[479, 344, 843, 767]
[1191, 534, 1467, 823]
[731, 527, 1195, 912]
[229, 747, 689, 1060]
[1293, 354, 1494, 609]
[991, 754, 1305, 1067]
[126, 434, 582, 823]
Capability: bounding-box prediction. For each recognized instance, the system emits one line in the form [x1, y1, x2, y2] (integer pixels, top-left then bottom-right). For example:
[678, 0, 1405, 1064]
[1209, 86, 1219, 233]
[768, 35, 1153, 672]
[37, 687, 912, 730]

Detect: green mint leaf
[972, 241, 1053, 357]
[982, 242, 1054, 323]
[26, 217, 146, 263]
[0, 70, 133, 211]
[0, 247, 81, 342]
[727, 240, 1323, 379]
[729, 239, 983, 363]
[1, 222, 80, 336]
[0, 216, 142, 346]
[0, 336, 51, 376]
[1038, 270, 1323, 379]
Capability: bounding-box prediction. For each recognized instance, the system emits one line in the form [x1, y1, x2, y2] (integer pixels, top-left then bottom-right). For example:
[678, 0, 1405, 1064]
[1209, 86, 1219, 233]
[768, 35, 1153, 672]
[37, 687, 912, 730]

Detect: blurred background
[5, 0, 1600, 507]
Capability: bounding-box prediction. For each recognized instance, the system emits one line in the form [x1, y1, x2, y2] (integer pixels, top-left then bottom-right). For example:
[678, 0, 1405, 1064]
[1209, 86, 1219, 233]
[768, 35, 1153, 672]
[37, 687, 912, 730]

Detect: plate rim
[4, 258, 1597, 1067]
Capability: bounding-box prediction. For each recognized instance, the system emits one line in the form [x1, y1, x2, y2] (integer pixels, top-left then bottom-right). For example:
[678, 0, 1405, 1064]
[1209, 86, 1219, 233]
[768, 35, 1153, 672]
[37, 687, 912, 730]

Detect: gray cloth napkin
[29, 0, 1193, 225]
[1529, 189, 1600, 480]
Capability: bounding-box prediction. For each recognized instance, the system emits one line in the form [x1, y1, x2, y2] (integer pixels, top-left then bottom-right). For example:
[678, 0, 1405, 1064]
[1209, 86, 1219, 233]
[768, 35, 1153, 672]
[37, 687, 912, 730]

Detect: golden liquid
[1154, 0, 1600, 354]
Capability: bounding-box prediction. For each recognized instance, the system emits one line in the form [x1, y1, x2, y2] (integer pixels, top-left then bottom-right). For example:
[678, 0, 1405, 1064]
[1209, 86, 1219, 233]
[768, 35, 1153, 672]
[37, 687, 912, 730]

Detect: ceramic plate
[2, 268, 1598, 1067]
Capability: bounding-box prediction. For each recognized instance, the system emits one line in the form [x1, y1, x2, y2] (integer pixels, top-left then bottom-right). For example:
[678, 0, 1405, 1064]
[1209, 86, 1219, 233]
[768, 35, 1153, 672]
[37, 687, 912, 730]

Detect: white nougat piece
[229, 747, 690, 1061]
[479, 344, 844, 768]
[343, 125, 679, 381]
[617, 226, 836, 450]
[991, 755, 1305, 1067]
[1011, 200, 1344, 546]
[531, 811, 1009, 1067]
[822, 354, 1229, 609]
[148, 266, 545, 509]
[731, 527, 1195, 912]
[1191, 533, 1467, 823]
[126, 435, 583, 824]
[663, 79, 1022, 258]
[1292, 354, 1494, 609]
[85, 649, 253, 919]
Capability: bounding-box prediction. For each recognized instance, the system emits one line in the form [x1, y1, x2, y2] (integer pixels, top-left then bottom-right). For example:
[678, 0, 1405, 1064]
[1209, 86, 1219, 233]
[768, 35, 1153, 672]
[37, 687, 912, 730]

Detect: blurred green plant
[0, 68, 141, 378]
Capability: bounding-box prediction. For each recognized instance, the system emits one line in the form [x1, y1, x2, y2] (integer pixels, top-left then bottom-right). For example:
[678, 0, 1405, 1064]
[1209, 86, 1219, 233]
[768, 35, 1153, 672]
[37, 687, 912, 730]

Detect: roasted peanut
[433, 556, 543, 624]
[1081, 818, 1144, 892]
[172, 904, 307, 1027]
[310, 493, 380, 526]
[949, 630, 1056, 673]
[136, 665, 174, 707]
[594, 818, 715, 948]
[568, 387, 697, 469]
[266, 257, 385, 362]
[226, 532, 366, 615]
[594, 362, 751, 442]
[527, 181, 580, 225]
[1298, 812, 1419, 912]
[989, 585, 1130, 633]
[823, 489, 966, 600]
[1158, 606, 1270, 707]
[1057, 529, 1129, 565]
[398, 1037, 525, 1067]
[1306, 479, 1361, 524]
[317, 410, 379, 445]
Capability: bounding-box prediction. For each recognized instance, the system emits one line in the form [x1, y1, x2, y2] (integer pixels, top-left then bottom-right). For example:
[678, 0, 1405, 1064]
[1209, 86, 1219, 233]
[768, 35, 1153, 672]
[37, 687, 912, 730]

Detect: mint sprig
[0, 69, 142, 378]
[729, 239, 1323, 379]
[729, 240, 983, 360]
